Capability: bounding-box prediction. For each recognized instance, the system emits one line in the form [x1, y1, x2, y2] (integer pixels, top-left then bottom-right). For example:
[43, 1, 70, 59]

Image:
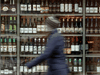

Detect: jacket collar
[51, 28, 58, 34]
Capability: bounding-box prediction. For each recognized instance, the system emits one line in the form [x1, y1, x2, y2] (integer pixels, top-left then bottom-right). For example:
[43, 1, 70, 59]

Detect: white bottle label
[21, 46, 24, 52]
[8, 46, 13, 52]
[90, 7, 94, 13]
[71, 45, 75, 51]
[37, 5, 41, 11]
[25, 46, 28, 52]
[75, 4, 78, 12]
[94, 7, 98, 13]
[60, 3, 64, 12]
[4, 69, 9, 74]
[28, 28, 33, 33]
[28, 69, 32, 73]
[57, 28, 62, 33]
[78, 7, 82, 13]
[65, 4, 69, 12]
[3, 7, 8, 11]
[24, 28, 29, 33]
[20, 28, 24, 33]
[79, 28, 83, 33]
[33, 28, 37, 33]
[66, 28, 70, 33]
[70, 28, 74, 33]
[0, 45, 3, 52]
[1, 70, 4, 74]
[41, 25, 45, 31]
[13, 46, 16, 52]
[37, 25, 41, 31]
[3, 46, 7, 52]
[24, 66, 28, 72]
[13, 66, 17, 71]
[97, 67, 100, 72]
[79, 67, 82, 72]
[74, 67, 77, 72]
[20, 66, 23, 72]
[99, 7, 100, 13]
[75, 45, 79, 51]
[28, 4, 31, 11]
[24, 4, 27, 11]
[75, 28, 79, 33]
[38, 46, 41, 54]
[11, 8, 16, 12]
[21, 4, 24, 11]
[86, 7, 90, 13]
[62, 28, 66, 33]
[69, 4, 72, 12]
[33, 5, 36, 11]
[32, 67, 35, 73]
[69, 67, 72, 72]
[29, 46, 33, 52]
[34, 46, 37, 54]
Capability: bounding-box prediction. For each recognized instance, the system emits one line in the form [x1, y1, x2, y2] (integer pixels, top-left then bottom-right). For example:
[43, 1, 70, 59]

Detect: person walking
[25, 16, 69, 75]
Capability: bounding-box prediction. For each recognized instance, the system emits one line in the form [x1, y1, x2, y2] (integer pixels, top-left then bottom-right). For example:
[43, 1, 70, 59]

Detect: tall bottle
[86, 0, 90, 13]
[62, 18, 66, 33]
[69, 58, 72, 72]
[73, 58, 78, 72]
[21, 38, 25, 55]
[33, 0, 37, 13]
[45, 0, 49, 13]
[24, 0, 27, 13]
[90, 18, 93, 34]
[78, 58, 82, 72]
[8, 37, 13, 54]
[36, 0, 41, 13]
[65, 0, 68, 13]
[71, 37, 75, 52]
[60, 0, 64, 12]
[74, 0, 78, 13]
[75, 18, 79, 33]
[79, 18, 83, 34]
[97, 59, 100, 72]
[32, 18, 37, 33]
[40, 0, 44, 13]
[90, 0, 94, 13]
[78, 0, 82, 13]
[28, 18, 32, 33]
[94, 18, 98, 34]
[49, 1, 53, 13]
[2, 0, 9, 13]
[38, 38, 42, 55]
[42, 38, 46, 54]
[52, 1, 56, 13]
[69, 0, 72, 13]
[57, 0, 60, 13]
[27, 0, 32, 13]
[75, 37, 80, 52]
[66, 18, 70, 33]
[24, 18, 28, 33]
[25, 38, 29, 54]
[86, 18, 89, 34]
[94, 0, 98, 13]
[20, 0, 24, 13]
[11, 0, 16, 13]
[29, 38, 33, 54]
[13, 38, 17, 55]
[57, 19, 62, 33]
[33, 38, 37, 54]
[70, 18, 74, 33]
[3, 37, 8, 54]
[20, 18, 24, 33]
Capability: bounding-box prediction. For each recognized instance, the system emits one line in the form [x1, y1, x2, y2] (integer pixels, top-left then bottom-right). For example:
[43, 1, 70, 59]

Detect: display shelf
[20, 55, 83, 57]
[0, 34, 17, 36]
[86, 71, 100, 73]
[20, 14, 83, 16]
[86, 34, 100, 36]
[86, 14, 100, 16]
[86, 54, 100, 57]
[1, 14, 17, 16]
[0, 55, 17, 57]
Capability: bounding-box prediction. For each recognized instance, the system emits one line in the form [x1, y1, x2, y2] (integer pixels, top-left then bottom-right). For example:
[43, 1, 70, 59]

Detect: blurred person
[25, 16, 69, 75]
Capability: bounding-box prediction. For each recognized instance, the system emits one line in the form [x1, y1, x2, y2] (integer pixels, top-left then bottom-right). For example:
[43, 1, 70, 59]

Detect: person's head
[45, 16, 60, 31]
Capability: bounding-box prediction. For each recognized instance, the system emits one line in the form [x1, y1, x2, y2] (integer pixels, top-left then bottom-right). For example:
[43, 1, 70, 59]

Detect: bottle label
[70, 28, 74, 33]
[97, 67, 100, 72]
[81, 44, 83, 50]
[8, 46, 13, 52]
[32, 67, 35, 73]
[37, 25, 41, 32]
[24, 4, 27, 11]
[33, 28, 37, 33]
[11, 8, 16, 12]
[40, 7, 45, 13]
[33, 5, 36, 11]
[14, 25, 16, 31]
[24, 28, 29, 33]
[86, 28, 89, 34]
[85, 44, 88, 50]
[65, 4, 69, 12]
[79, 28, 83, 33]
[1, 70, 4, 74]
[74, 67, 77, 72]
[21, 4, 24, 11]
[69, 4, 72, 12]
[71, 45, 75, 51]
[2, 6, 8, 11]
[34, 46, 37, 54]
[66, 28, 70, 33]
[37, 5, 41, 11]
[41, 25, 45, 31]
[28, 5, 31, 11]
[4, 69, 9, 74]
[25, 46, 28, 52]
[69, 67, 72, 72]
[13, 66, 17, 71]
[79, 67, 82, 72]
[0, 45, 3, 52]
[28, 28, 33, 33]
[75, 45, 79, 51]
[45, 7, 49, 13]
[3, 46, 7, 52]
[62, 28, 66, 33]
[20, 28, 24, 33]
[42, 46, 45, 51]
[86, 7, 90, 13]
[94, 7, 98, 13]
[75, 4, 78, 12]
[38, 46, 41, 54]
[99, 7, 100, 13]
[41, 65, 44, 72]
[57, 28, 62, 33]
[95, 29, 98, 33]
[60, 3, 64, 12]
[28, 69, 32, 73]
[20, 66, 23, 72]
[24, 66, 28, 72]
[13, 46, 16, 52]
[9, 25, 12, 32]
[79, 7, 82, 13]
[37, 65, 41, 72]
[1, 24, 5, 31]
[21, 46, 24, 52]
[90, 7, 94, 13]
[29, 46, 33, 52]
[75, 28, 79, 33]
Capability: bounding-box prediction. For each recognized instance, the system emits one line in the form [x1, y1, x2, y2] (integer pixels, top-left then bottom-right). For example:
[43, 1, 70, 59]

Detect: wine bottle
[78, 0, 82, 13]
[27, 0, 32, 13]
[65, 0, 68, 12]
[75, 18, 79, 33]
[86, 0, 90, 13]
[74, 0, 78, 13]
[60, 0, 64, 12]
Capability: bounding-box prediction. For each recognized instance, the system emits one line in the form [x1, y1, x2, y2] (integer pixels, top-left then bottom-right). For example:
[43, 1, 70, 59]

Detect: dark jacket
[25, 29, 69, 75]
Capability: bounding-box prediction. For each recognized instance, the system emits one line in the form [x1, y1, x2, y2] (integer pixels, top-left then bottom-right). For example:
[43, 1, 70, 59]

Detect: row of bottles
[0, 36, 17, 55]
[0, 57, 17, 75]
[1, 0, 17, 14]
[1, 16, 17, 34]
[20, 0, 83, 14]
[86, 0, 100, 13]
[20, 16, 83, 34]
[20, 37, 47, 55]
[20, 57, 48, 75]
[66, 57, 82, 73]
[86, 57, 100, 72]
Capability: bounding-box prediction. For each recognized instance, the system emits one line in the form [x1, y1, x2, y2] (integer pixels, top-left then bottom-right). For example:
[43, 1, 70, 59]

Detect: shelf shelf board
[20, 55, 82, 57]
[0, 34, 17, 36]
[86, 71, 100, 73]
[1, 14, 17, 16]
[20, 34, 82, 36]
[20, 14, 83, 16]
[86, 14, 100, 16]
[0, 55, 17, 57]
[86, 34, 100, 36]
[86, 54, 100, 57]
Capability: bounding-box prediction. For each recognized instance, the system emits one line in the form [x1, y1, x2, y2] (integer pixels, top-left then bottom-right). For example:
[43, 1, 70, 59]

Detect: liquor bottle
[60, 0, 64, 12]
[62, 18, 66, 33]
[66, 18, 70, 33]
[21, 38, 25, 55]
[33, 38, 37, 54]
[8, 37, 13, 54]
[97, 59, 100, 72]
[86, 0, 90, 13]
[75, 37, 80, 52]
[90, 18, 93, 34]
[33, 0, 37, 13]
[42, 38, 46, 54]
[65, 0, 68, 13]
[13, 58, 17, 75]
[73, 58, 78, 72]
[78, 0, 82, 13]
[79, 18, 83, 34]
[49, 1, 53, 13]
[27, 58, 32, 74]
[52, 1, 56, 13]
[71, 37, 75, 52]
[20, 0, 24, 13]
[11, 0, 16, 13]
[2, 0, 9, 13]
[74, 0, 78, 13]
[24, 57, 28, 74]
[94, 0, 98, 13]
[94, 18, 98, 34]
[38, 38, 42, 54]
[13, 38, 17, 55]
[9, 16, 13, 34]
[45, 0, 49, 13]
[75, 18, 79, 33]
[90, 0, 94, 13]
[37, 17, 41, 33]
[57, 19, 62, 33]
[78, 58, 82, 72]
[69, 58, 72, 72]
[28, 18, 32, 33]
[40, 0, 44, 13]
[56, 1, 60, 13]
[70, 18, 74, 33]
[29, 38, 33, 54]
[0, 37, 3, 53]
[24, 18, 28, 33]
[33, 18, 37, 33]
[86, 18, 89, 34]
[20, 59, 24, 74]
[4, 58, 9, 74]
[1, 20, 5, 34]
[36, 0, 41, 13]
[20, 18, 24, 33]
[66, 37, 71, 54]
[27, 0, 32, 13]
[25, 38, 29, 54]
[69, 0, 72, 12]
[41, 17, 45, 32]
[3, 37, 8, 54]
[24, 0, 27, 13]
[13, 17, 17, 34]
[85, 38, 89, 51]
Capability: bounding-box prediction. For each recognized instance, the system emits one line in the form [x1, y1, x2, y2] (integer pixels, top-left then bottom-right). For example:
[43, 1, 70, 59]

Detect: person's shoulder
[51, 33, 63, 40]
